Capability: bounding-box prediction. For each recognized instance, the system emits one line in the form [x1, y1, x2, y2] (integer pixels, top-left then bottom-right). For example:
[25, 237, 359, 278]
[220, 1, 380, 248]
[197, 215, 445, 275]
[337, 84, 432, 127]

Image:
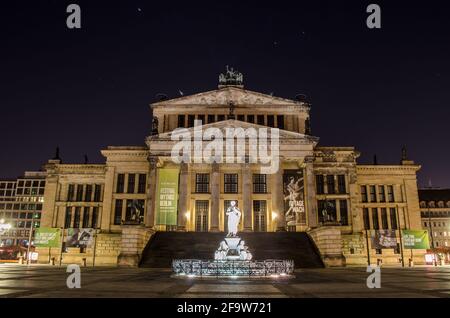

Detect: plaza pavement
[0, 264, 449, 298]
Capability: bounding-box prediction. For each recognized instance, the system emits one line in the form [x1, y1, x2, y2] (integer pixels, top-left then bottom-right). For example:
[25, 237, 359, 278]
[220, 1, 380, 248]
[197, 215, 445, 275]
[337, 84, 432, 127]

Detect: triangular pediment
[151, 86, 303, 107]
[150, 119, 318, 145]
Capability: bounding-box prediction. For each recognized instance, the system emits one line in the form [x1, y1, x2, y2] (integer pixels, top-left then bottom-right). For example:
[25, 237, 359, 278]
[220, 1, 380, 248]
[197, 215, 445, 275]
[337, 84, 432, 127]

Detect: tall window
[114, 200, 123, 225]
[369, 185, 377, 202]
[267, 115, 275, 127]
[390, 208, 398, 230]
[207, 114, 216, 123]
[277, 115, 284, 129]
[237, 114, 245, 121]
[138, 174, 146, 194]
[217, 114, 225, 122]
[76, 185, 83, 202]
[381, 208, 388, 229]
[224, 174, 238, 193]
[253, 200, 267, 232]
[197, 114, 205, 124]
[178, 115, 185, 128]
[326, 175, 335, 194]
[85, 185, 92, 202]
[361, 185, 368, 202]
[338, 175, 346, 194]
[316, 175, 325, 194]
[116, 174, 125, 193]
[363, 208, 370, 230]
[67, 184, 75, 202]
[92, 207, 99, 228]
[94, 184, 102, 202]
[372, 208, 379, 230]
[73, 207, 81, 228]
[82, 207, 90, 228]
[195, 174, 210, 193]
[64, 207, 72, 228]
[125, 199, 133, 221]
[387, 185, 395, 202]
[378, 185, 386, 202]
[247, 115, 255, 123]
[127, 174, 135, 194]
[195, 200, 209, 232]
[257, 115, 265, 125]
[187, 115, 195, 127]
[340, 200, 348, 225]
[253, 174, 267, 193]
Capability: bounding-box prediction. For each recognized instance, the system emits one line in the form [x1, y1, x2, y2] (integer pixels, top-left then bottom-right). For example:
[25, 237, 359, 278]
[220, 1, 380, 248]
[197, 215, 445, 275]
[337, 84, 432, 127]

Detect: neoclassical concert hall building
[36, 69, 426, 266]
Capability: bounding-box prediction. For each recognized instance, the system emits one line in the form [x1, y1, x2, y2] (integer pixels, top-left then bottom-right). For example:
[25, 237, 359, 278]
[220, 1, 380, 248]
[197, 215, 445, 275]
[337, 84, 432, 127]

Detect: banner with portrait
[66, 228, 94, 248]
[371, 230, 398, 249]
[283, 170, 306, 226]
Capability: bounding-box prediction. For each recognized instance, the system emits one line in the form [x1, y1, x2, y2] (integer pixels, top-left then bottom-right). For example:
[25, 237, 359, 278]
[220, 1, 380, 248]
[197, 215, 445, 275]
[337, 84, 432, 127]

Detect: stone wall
[308, 226, 344, 267]
[36, 232, 121, 266]
[117, 225, 155, 266]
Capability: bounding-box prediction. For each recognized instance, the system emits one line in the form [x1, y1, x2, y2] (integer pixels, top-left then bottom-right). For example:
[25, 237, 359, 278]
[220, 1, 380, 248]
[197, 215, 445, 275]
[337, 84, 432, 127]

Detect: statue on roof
[219, 65, 244, 87]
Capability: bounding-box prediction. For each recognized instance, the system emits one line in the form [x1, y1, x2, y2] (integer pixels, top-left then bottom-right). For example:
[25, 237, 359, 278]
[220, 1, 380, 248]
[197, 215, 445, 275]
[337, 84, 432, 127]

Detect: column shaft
[272, 168, 286, 231]
[242, 164, 252, 231]
[210, 163, 220, 232]
[177, 163, 188, 231]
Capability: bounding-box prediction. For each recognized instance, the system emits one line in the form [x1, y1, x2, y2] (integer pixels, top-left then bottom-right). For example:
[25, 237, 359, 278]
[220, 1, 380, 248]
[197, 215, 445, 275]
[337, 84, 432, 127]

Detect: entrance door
[195, 200, 209, 232]
[253, 200, 267, 232]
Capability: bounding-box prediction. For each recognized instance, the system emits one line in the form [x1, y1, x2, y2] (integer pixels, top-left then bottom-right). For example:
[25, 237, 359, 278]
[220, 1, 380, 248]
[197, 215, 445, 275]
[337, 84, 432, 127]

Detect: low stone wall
[117, 225, 155, 267]
[36, 232, 121, 266]
[308, 226, 345, 267]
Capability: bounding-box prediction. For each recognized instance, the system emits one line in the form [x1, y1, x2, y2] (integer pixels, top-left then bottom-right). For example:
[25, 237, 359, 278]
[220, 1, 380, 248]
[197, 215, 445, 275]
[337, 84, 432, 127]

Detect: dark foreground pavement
[0, 264, 449, 298]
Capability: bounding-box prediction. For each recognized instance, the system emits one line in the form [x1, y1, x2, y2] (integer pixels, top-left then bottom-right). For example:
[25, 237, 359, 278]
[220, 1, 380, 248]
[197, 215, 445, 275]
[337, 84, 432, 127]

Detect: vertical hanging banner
[402, 230, 430, 249]
[156, 168, 179, 225]
[283, 169, 306, 226]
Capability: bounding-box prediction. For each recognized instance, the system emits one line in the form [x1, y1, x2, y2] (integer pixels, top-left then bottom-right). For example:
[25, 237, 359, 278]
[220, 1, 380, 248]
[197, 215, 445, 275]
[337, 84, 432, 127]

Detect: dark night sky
[1, 1, 449, 187]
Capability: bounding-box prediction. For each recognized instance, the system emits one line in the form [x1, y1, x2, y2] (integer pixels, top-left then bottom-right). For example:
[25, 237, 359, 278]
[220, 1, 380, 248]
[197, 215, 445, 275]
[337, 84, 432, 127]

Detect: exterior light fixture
[272, 212, 278, 220]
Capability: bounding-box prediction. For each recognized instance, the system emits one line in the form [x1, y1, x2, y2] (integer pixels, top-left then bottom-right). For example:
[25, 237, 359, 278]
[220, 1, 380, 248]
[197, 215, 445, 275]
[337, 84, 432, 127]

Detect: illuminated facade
[36, 72, 426, 266]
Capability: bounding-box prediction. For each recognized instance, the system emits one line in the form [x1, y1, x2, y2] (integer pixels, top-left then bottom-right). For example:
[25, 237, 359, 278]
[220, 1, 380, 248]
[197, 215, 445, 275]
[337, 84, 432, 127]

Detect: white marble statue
[214, 240, 229, 260]
[226, 201, 241, 237]
[238, 240, 252, 261]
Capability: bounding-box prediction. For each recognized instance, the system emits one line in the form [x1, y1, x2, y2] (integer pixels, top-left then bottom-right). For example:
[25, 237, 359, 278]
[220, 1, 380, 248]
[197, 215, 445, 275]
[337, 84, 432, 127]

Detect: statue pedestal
[224, 237, 241, 250]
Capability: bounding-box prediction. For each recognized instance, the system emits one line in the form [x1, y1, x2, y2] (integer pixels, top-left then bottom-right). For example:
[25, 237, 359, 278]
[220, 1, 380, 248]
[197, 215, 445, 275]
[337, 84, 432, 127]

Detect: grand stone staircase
[139, 232, 324, 268]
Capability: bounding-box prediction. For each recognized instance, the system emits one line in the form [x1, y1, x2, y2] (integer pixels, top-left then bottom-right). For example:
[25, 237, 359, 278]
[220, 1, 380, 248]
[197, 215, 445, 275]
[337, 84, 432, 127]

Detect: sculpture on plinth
[225, 200, 241, 237]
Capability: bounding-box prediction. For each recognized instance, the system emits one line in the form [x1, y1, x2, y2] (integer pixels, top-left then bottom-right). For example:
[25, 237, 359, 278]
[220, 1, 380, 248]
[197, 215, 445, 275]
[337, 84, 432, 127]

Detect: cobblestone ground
[0, 264, 449, 298]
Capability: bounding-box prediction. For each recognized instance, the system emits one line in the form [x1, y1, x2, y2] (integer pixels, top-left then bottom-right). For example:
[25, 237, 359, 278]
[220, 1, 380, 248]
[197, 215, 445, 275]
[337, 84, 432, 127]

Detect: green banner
[402, 230, 430, 249]
[35, 228, 60, 247]
[156, 168, 179, 225]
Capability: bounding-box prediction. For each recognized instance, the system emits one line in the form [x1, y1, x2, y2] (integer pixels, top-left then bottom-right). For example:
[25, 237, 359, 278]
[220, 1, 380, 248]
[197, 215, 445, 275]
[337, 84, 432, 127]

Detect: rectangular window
[224, 174, 238, 193]
[369, 185, 377, 202]
[187, 115, 195, 127]
[277, 115, 284, 129]
[363, 208, 370, 230]
[387, 185, 395, 202]
[257, 115, 265, 125]
[326, 175, 335, 194]
[207, 114, 215, 124]
[82, 207, 90, 228]
[195, 174, 210, 193]
[195, 200, 209, 232]
[73, 207, 81, 228]
[378, 185, 386, 202]
[85, 185, 92, 202]
[67, 184, 75, 202]
[253, 200, 267, 232]
[76, 185, 83, 202]
[316, 175, 325, 194]
[253, 174, 267, 193]
[116, 174, 125, 193]
[247, 115, 255, 123]
[381, 208, 388, 229]
[177, 115, 185, 128]
[237, 114, 245, 121]
[338, 175, 346, 194]
[197, 114, 205, 124]
[127, 174, 135, 194]
[91, 207, 99, 229]
[125, 199, 133, 221]
[114, 200, 123, 225]
[267, 115, 275, 127]
[372, 208, 379, 230]
[138, 174, 146, 194]
[217, 114, 225, 122]
[340, 200, 348, 225]
[361, 185, 368, 202]
[94, 184, 102, 202]
[390, 208, 398, 230]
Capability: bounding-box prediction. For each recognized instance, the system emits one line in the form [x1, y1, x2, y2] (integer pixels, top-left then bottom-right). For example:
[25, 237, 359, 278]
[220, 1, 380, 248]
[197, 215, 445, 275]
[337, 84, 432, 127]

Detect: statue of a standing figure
[226, 201, 241, 237]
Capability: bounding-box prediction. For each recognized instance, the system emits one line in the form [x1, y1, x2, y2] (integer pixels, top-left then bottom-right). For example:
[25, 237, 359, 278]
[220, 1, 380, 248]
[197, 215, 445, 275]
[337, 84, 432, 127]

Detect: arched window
[438, 201, 444, 208]
[429, 201, 435, 208]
